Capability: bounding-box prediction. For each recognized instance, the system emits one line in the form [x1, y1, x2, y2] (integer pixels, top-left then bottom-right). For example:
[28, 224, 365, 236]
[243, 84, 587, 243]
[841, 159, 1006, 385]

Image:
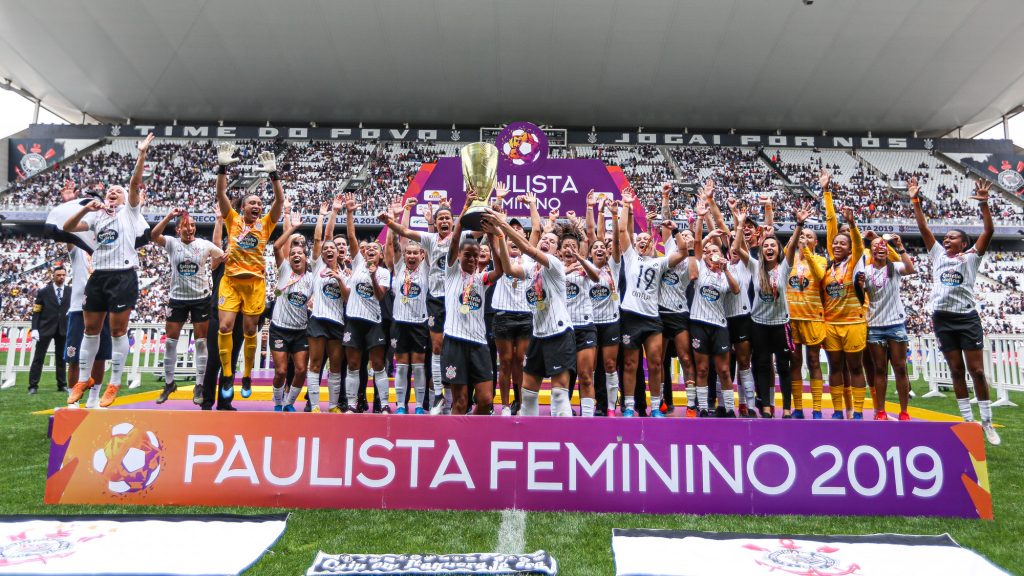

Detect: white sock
[521, 388, 540, 416]
[716, 386, 725, 408]
[395, 364, 409, 409]
[625, 396, 636, 411]
[163, 338, 178, 385]
[685, 381, 696, 408]
[285, 385, 302, 407]
[431, 355, 443, 395]
[957, 397, 974, 422]
[374, 369, 390, 408]
[109, 335, 129, 386]
[605, 371, 619, 411]
[723, 387, 735, 412]
[306, 371, 321, 408]
[78, 334, 100, 383]
[739, 368, 756, 409]
[443, 385, 453, 412]
[272, 385, 284, 407]
[412, 364, 426, 409]
[194, 338, 208, 393]
[697, 386, 709, 411]
[979, 399, 992, 423]
[650, 395, 662, 414]
[581, 397, 595, 417]
[345, 370, 359, 409]
[550, 387, 569, 417]
[327, 372, 342, 410]
[85, 386, 101, 407]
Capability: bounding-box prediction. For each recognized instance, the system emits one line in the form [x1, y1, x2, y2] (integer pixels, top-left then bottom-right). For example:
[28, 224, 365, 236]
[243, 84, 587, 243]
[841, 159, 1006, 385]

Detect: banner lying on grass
[46, 409, 991, 518]
[0, 514, 286, 574]
[611, 529, 1008, 576]
[306, 551, 556, 575]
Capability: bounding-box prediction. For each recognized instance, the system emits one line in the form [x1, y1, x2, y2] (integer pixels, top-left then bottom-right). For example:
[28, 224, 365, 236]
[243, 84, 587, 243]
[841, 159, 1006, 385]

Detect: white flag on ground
[0, 514, 286, 575]
[307, 551, 557, 575]
[612, 529, 1008, 576]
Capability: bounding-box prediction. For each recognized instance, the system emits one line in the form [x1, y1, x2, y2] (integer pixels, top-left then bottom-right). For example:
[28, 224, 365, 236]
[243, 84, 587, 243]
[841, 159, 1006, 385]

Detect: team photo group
[50, 134, 1000, 446]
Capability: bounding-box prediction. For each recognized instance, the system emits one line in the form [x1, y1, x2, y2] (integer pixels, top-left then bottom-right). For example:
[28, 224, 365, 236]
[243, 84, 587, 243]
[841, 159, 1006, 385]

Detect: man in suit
[29, 266, 70, 393]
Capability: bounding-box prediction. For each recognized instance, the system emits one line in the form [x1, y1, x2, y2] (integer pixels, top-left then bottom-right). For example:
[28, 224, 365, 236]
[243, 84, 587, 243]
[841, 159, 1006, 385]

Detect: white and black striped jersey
[525, 255, 572, 338]
[417, 231, 456, 298]
[491, 255, 531, 313]
[311, 258, 346, 324]
[443, 262, 488, 344]
[565, 266, 595, 327]
[391, 257, 430, 324]
[929, 244, 982, 314]
[865, 262, 908, 327]
[723, 260, 753, 318]
[68, 247, 91, 313]
[590, 258, 621, 324]
[345, 252, 391, 323]
[272, 260, 314, 330]
[620, 245, 669, 318]
[690, 259, 731, 328]
[660, 240, 691, 314]
[84, 203, 146, 271]
[749, 258, 791, 325]
[162, 236, 219, 301]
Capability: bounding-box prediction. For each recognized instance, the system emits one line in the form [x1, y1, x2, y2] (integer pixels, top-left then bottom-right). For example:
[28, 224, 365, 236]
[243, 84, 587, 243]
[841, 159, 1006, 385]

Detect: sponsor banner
[0, 514, 286, 574]
[307, 551, 556, 575]
[611, 529, 1008, 576]
[961, 155, 1024, 194]
[771, 220, 1018, 239]
[25, 123, 1016, 153]
[47, 410, 991, 519]
[8, 138, 64, 181]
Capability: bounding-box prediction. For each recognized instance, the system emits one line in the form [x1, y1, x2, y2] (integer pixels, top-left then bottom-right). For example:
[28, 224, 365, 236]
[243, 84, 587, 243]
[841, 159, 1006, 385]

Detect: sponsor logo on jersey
[566, 282, 580, 299]
[940, 270, 964, 287]
[699, 286, 721, 302]
[97, 228, 119, 245]
[355, 282, 374, 299]
[525, 287, 547, 306]
[461, 290, 484, 311]
[322, 283, 343, 300]
[788, 275, 809, 290]
[825, 282, 844, 299]
[589, 284, 611, 302]
[287, 292, 308, 307]
[402, 283, 422, 298]
[177, 261, 199, 277]
[661, 270, 681, 286]
[237, 232, 260, 250]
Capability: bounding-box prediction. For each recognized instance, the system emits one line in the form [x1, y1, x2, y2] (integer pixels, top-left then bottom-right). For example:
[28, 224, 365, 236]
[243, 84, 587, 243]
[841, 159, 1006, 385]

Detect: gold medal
[537, 301, 547, 311]
[459, 304, 470, 314]
[402, 296, 409, 304]
[512, 279, 518, 289]
[612, 292, 619, 301]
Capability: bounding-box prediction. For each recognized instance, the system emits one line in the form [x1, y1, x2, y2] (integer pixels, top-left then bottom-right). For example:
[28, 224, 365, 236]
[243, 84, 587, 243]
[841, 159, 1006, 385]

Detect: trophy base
[459, 206, 489, 231]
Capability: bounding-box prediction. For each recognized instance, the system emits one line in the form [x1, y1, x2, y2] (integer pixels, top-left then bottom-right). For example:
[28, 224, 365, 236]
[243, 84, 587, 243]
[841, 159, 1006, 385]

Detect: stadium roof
[2, 0, 1023, 137]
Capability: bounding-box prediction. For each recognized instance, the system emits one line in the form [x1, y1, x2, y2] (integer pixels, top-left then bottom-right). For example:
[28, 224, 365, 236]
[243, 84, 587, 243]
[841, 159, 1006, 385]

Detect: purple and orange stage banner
[46, 409, 991, 519]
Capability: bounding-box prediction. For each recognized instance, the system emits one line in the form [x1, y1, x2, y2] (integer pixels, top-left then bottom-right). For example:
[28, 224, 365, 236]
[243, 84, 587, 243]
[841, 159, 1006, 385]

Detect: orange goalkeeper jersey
[224, 209, 275, 279]
[787, 248, 827, 322]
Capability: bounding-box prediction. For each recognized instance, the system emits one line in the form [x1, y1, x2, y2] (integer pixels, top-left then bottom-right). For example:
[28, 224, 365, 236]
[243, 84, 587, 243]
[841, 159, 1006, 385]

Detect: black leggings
[751, 322, 793, 410]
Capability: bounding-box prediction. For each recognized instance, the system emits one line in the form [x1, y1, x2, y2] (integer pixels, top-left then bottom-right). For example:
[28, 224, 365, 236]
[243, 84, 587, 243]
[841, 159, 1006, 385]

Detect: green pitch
[1, 371, 1018, 575]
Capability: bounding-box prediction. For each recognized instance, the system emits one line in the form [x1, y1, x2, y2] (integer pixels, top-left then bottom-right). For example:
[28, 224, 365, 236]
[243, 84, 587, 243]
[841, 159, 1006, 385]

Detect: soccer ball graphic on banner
[91, 422, 162, 494]
[502, 129, 542, 166]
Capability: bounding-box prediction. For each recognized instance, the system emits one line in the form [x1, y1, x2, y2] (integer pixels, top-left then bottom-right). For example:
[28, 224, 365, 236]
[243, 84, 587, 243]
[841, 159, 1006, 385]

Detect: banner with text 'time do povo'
[45, 408, 992, 518]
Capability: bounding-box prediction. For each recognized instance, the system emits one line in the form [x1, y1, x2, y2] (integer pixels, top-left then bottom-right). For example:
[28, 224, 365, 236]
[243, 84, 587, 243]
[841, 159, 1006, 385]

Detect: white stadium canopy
[1, 0, 1023, 136]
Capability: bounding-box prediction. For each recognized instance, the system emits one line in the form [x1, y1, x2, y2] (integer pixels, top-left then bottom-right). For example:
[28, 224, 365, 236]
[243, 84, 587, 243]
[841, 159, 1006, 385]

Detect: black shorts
[727, 314, 753, 344]
[596, 321, 621, 347]
[933, 311, 984, 353]
[574, 325, 598, 351]
[620, 310, 662, 350]
[168, 296, 212, 324]
[427, 296, 446, 334]
[661, 311, 690, 340]
[344, 317, 387, 350]
[83, 269, 139, 313]
[751, 322, 793, 355]
[391, 321, 429, 354]
[308, 316, 344, 340]
[690, 321, 731, 356]
[441, 337, 493, 386]
[493, 311, 533, 341]
[269, 324, 309, 354]
[65, 311, 112, 362]
[524, 330, 576, 378]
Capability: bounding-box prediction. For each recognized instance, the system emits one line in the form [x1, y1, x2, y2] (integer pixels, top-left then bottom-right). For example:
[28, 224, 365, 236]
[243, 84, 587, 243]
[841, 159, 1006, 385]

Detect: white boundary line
[494, 509, 527, 554]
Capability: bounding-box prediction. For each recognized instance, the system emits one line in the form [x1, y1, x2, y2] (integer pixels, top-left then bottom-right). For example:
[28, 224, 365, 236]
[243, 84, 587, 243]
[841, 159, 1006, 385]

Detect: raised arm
[724, 263, 740, 294]
[785, 203, 814, 265]
[906, 177, 935, 251]
[399, 197, 416, 249]
[129, 133, 155, 208]
[485, 210, 548, 271]
[731, 203, 750, 264]
[585, 191, 598, 247]
[63, 200, 102, 233]
[689, 202, 706, 281]
[596, 198, 608, 244]
[525, 192, 542, 246]
[821, 168, 838, 259]
[890, 234, 915, 276]
[609, 200, 622, 263]
[701, 179, 729, 233]
[274, 211, 302, 266]
[312, 202, 328, 262]
[448, 190, 474, 267]
[344, 193, 359, 261]
[842, 206, 864, 266]
[484, 218, 522, 280]
[215, 142, 239, 218]
[256, 151, 285, 223]
[150, 207, 183, 248]
[617, 188, 636, 252]
[973, 179, 995, 255]
[762, 194, 775, 229]
[212, 205, 224, 248]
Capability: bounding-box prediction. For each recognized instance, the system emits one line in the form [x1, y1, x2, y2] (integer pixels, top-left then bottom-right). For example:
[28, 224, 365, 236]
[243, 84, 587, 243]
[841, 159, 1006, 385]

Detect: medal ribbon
[601, 265, 616, 293]
[532, 262, 544, 305]
[461, 270, 475, 306]
[404, 266, 413, 299]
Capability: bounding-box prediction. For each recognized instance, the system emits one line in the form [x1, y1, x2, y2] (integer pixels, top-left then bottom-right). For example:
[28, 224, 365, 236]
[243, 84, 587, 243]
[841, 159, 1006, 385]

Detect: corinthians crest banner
[46, 409, 992, 519]
[8, 138, 64, 181]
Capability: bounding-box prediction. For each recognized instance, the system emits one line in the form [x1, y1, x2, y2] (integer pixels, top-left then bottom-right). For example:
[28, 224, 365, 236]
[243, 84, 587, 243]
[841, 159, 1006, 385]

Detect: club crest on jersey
[788, 275, 809, 290]
[661, 270, 681, 286]
[286, 292, 308, 307]
[237, 232, 259, 250]
[825, 282, 844, 298]
[461, 291, 483, 310]
[940, 270, 964, 286]
[699, 286, 721, 302]
[322, 283, 343, 300]
[355, 282, 374, 299]
[589, 285, 611, 302]
[177, 261, 199, 277]
[566, 282, 580, 299]
[97, 228, 119, 245]
[445, 365, 457, 380]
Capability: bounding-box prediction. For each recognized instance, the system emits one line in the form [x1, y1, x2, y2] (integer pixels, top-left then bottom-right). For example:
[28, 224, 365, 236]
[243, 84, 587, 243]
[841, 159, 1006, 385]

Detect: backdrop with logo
[46, 409, 992, 519]
[961, 155, 1024, 195]
[8, 138, 64, 181]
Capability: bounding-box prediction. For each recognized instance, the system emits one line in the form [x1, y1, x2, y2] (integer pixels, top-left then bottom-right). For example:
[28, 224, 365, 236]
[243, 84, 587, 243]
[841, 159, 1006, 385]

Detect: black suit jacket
[31, 283, 70, 338]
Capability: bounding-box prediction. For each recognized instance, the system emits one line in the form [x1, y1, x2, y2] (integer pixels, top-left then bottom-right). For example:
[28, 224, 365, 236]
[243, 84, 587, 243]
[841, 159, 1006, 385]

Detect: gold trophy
[459, 142, 499, 231]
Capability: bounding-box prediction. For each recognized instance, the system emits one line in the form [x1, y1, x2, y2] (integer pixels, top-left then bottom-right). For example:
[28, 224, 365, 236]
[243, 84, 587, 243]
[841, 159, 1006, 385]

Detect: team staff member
[150, 207, 224, 404]
[213, 143, 284, 399]
[65, 133, 153, 407]
[29, 266, 70, 394]
[911, 177, 1000, 445]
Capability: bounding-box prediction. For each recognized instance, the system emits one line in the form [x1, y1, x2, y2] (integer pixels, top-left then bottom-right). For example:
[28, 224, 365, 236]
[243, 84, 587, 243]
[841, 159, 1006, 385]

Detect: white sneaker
[501, 406, 512, 416]
[908, 388, 916, 399]
[982, 422, 1002, 446]
[429, 395, 445, 415]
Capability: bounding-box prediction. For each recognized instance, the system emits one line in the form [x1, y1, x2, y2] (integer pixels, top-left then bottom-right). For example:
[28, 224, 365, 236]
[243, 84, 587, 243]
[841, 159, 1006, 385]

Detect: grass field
[1, 369, 1020, 575]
